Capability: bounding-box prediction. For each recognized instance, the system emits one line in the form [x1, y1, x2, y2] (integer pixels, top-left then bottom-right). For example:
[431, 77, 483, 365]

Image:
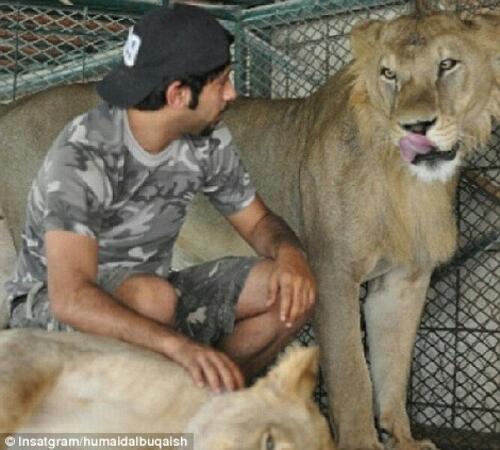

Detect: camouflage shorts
[8, 256, 259, 345]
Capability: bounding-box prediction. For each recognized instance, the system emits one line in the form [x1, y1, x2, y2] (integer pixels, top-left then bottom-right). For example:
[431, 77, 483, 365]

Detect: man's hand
[227, 196, 316, 325]
[267, 246, 316, 327]
[171, 338, 245, 393]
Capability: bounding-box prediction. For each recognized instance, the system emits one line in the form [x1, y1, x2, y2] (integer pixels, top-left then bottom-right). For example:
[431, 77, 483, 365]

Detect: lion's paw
[385, 438, 439, 450]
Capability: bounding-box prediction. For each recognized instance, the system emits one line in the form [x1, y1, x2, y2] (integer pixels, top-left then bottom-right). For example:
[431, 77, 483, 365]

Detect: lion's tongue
[399, 133, 435, 162]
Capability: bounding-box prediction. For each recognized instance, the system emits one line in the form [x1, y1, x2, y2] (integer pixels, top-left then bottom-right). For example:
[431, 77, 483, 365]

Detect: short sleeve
[200, 124, 256, 216]
[43, 139, 109, 239]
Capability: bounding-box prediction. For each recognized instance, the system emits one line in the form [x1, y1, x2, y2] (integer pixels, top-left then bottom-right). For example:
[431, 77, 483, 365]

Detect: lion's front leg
[313, 256, 383, 450]
[364, 267, 437, 450]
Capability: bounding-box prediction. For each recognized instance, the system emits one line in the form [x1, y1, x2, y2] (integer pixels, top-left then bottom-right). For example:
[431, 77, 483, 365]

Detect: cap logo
[123, 27, 141, 67]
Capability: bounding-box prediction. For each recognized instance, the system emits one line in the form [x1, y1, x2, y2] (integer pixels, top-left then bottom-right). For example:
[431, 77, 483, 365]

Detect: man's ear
[257, 346, 319, 400]
[166, 81, 191, 108]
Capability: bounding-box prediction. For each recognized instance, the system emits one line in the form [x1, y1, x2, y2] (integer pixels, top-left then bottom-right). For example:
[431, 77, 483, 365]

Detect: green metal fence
[0, 1, 498, 449]
[0, 2, 135, 102]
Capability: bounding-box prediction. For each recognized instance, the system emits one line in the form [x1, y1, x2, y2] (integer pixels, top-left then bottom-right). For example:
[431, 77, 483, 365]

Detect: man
[6, 4, 316, 393]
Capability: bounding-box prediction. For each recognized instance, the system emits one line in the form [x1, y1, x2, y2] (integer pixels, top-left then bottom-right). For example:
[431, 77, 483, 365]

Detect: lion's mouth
[399, 133, 459, 165]
[412, 144, 458, 165]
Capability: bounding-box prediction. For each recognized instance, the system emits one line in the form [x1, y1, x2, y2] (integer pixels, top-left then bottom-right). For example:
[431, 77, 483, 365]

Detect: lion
[0, 329, 335, 450]
[0, 10, 498, 450]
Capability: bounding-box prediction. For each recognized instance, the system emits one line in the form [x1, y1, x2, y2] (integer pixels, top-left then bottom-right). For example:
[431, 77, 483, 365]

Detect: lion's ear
[350, 20, 384, 60]
[463, 14, 500, 42]
[464, 14, 500, 80]
[258, 346, 319, 400]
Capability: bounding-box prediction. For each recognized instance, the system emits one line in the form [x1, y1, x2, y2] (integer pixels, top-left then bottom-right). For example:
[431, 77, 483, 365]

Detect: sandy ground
[0, 206, 16, 328]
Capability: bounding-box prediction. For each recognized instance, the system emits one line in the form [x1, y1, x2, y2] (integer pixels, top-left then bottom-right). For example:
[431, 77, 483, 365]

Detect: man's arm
[45, 230, 244, 392]
[226, 195, 316, 326]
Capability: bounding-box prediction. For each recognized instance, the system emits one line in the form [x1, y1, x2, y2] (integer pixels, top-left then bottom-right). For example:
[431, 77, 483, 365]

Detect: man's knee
[114, 274, 178, 324]
[272, 300, 313, 340]
[237, 258, 316, 322]
[236, 258, 274, 318]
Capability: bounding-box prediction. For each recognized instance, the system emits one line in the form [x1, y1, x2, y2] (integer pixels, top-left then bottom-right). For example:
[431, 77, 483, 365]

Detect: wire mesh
[233, 0, 412, 98]
[0, 1, 498, 449]
[0, 2, 134, 103]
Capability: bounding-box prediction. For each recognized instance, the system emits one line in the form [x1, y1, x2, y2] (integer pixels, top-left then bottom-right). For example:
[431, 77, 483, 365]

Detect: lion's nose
[400, 117, 437, 135]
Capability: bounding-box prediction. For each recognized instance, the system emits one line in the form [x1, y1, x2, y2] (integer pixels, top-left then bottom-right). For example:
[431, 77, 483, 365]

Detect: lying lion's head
[185, 347, 335, 450]
[351, 13, 499, 183]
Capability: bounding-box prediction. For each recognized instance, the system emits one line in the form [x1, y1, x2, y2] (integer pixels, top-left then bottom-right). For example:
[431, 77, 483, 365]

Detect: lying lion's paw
[385, 437, 439, 450]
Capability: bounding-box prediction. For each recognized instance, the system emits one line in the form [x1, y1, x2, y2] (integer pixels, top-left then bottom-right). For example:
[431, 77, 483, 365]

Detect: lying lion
[0, 10, 498, 450]
[0, 329, 335, 450]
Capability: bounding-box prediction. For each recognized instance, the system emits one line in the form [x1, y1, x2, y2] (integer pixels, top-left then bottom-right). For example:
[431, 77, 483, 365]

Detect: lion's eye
[380, 67, 396, 81]
[439, 58, 459, 75]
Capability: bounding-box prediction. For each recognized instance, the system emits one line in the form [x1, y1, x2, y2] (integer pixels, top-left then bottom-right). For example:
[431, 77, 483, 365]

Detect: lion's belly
[362, 257, 392, 282]
[173, 194, 255, 269]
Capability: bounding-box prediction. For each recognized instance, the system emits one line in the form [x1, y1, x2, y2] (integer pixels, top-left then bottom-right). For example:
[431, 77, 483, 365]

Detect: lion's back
[0, 84, 100, 249]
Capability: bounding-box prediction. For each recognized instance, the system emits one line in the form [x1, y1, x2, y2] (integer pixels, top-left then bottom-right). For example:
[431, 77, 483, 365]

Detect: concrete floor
[0, 206, 17, 328]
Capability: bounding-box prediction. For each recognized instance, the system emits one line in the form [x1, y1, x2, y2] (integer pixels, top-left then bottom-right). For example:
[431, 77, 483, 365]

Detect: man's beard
[196, 104, 228, 137]
[199, 124, 216, 137]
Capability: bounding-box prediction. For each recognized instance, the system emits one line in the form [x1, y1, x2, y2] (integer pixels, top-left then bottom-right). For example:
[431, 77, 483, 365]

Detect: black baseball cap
[97, 4, 232, 108]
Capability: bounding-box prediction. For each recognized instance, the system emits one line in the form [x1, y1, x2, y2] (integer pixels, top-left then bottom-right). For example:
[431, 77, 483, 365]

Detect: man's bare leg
[114, 274, 178, 325]
[218, 259, 312, 378]
[113, 262, 312, 380]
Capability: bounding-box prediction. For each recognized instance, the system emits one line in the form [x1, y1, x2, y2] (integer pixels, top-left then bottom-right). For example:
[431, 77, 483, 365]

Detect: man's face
[189, 67, 237, 135]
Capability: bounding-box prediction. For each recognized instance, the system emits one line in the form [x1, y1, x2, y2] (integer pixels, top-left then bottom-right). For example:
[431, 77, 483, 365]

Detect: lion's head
[185, 346, 335, 450]
[350, 13, 499, 183]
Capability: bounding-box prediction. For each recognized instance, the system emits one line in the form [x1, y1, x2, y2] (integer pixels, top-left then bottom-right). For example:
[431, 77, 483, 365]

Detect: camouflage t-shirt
[5, 103, 256, 301]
